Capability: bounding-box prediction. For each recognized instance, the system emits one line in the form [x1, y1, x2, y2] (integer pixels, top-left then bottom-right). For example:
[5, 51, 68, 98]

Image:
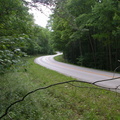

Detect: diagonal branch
[93, 77, 120, 84]
[0, 77, 120, 119]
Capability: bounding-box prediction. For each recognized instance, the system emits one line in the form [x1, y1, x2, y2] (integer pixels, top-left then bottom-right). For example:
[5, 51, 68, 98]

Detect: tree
[0, 0, 53, 73]
[89, 0, 120, 70]
[50, 0, 120, 71]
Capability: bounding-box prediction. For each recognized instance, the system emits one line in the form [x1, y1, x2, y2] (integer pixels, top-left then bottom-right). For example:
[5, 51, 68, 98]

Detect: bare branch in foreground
[93, 77, 120, 84]
[0, 77, 120, 119]
[113, 65, 120, 78]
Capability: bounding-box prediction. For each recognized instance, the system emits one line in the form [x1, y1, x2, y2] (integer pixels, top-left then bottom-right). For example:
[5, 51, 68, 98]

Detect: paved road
[34, 53, 120, 92]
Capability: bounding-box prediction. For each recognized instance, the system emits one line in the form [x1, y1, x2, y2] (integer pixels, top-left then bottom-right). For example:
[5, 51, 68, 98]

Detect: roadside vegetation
[54, 54, 68, 63]
[0, 56, 120, 120]
[50, 0, 120, 71]
[0, 0, 120, 119]
[0, 0, 53, 74]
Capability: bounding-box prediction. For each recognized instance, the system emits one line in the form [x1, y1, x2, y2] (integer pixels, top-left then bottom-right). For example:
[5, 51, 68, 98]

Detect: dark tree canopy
[50, 0, 120, 71]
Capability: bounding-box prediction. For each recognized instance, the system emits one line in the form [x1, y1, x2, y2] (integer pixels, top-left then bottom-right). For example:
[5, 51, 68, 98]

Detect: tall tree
[50, 0, 120, 71]
[0, 0, 53, 73]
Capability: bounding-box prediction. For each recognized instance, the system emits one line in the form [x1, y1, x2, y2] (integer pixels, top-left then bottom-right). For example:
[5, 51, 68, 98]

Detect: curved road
[34, 53, 120, 92]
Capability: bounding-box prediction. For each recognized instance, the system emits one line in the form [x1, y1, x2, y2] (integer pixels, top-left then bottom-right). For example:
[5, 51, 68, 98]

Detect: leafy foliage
[50, 0, 120, 71]
[0, 35, 27, 74]
[0, 0, 53, 73]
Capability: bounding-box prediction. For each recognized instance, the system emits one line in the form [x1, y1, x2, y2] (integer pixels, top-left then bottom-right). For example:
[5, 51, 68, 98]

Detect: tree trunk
[88, 32, 96, 68]
[108, 44, 112, 70]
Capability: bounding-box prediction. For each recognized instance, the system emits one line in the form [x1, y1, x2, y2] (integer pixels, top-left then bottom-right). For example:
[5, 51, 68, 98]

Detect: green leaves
[0, 35, 27, 74]
[50, 0, 120, 70]
[0, 0, 53, 73]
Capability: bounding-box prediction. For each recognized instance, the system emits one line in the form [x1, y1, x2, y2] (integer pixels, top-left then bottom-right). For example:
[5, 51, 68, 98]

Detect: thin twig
[8, 114, 14, 120]
[113, 66, 120, 78]
[93, 77, 120, 84]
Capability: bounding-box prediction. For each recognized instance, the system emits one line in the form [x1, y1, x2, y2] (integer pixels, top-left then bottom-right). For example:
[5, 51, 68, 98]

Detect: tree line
[50, 0, 120, 71]
[1, 0, 120, 73]
[0, 0, 52, 73]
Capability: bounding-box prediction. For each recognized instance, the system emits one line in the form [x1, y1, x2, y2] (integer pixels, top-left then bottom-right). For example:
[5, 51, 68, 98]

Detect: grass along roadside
[54, 54, 68, 63]
[0, 56, 120, 120]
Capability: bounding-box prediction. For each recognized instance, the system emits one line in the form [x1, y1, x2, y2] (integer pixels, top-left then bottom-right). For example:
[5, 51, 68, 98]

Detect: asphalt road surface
[34, 53, 120, 92]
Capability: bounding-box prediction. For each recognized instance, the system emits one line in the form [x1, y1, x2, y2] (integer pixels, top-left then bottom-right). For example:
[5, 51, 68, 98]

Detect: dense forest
[50, 0, 120, 71]
[0, 0, 120, 73]
[0, 0, 52, 73]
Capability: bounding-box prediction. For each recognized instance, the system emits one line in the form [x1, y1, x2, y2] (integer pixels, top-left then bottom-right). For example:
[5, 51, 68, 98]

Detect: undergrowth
[0, 56, 120, 120]
[54, 55, 68, 63]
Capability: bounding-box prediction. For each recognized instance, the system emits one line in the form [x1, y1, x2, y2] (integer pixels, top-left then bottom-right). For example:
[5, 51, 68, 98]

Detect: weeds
[0, 56, 120, 120]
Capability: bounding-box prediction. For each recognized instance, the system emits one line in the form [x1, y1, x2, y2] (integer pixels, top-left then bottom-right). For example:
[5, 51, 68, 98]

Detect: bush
[0, 35, 27, 74]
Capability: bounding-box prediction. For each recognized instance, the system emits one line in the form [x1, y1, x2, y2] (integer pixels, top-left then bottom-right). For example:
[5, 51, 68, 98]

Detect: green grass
[0, 56, 120, 120]
[54, 55, 68, 63]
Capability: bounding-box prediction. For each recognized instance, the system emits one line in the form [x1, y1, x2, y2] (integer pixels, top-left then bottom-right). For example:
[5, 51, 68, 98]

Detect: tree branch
[0, 77, 120, 119]
[93, 77, 120, 84]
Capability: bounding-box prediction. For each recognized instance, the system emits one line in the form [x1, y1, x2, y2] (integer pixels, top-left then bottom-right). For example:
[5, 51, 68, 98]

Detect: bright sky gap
[27, 0, 52, 28]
